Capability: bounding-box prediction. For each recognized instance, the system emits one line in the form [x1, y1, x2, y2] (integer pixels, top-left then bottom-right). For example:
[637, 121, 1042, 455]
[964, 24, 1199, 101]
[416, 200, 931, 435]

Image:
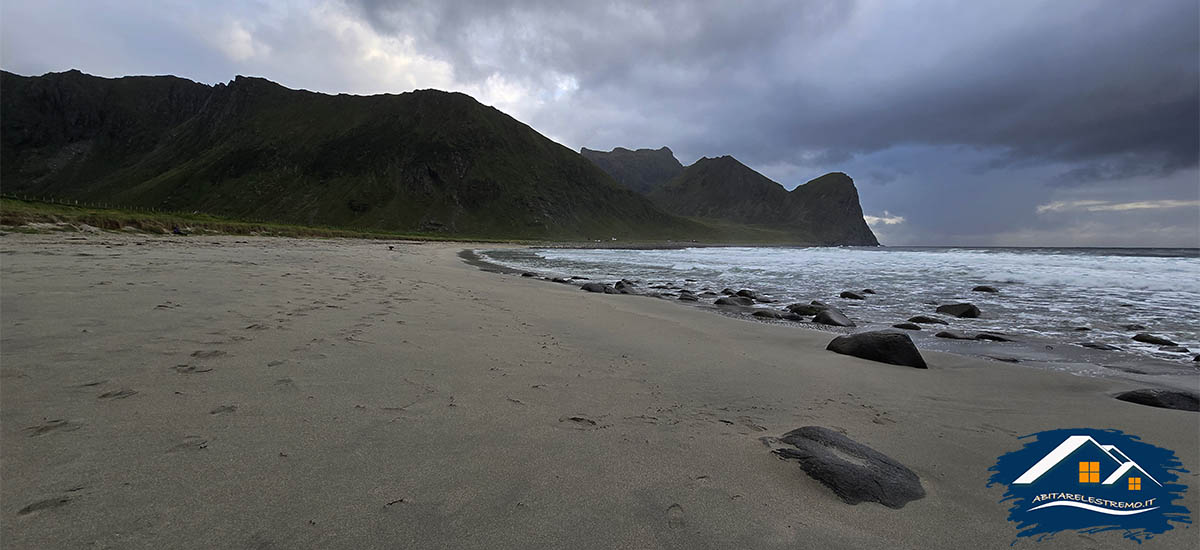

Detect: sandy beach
[1, 233, 1196, 549]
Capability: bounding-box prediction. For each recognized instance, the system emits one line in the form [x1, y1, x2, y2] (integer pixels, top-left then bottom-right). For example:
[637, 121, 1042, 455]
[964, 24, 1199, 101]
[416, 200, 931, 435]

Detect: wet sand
[1, 234, 1196, 548]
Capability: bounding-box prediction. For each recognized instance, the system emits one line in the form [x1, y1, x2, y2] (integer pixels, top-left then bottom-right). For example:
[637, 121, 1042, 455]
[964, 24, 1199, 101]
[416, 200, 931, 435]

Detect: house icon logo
[988, 428, 1191, 543]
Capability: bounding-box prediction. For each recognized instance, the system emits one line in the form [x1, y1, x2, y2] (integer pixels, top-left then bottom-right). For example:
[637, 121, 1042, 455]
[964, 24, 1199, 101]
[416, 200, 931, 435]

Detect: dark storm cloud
[348, 0, 1198, 185]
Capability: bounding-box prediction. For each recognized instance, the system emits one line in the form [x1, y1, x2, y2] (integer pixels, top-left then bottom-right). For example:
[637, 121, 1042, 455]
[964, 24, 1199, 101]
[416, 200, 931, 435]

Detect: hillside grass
[0, 197, 518, 242]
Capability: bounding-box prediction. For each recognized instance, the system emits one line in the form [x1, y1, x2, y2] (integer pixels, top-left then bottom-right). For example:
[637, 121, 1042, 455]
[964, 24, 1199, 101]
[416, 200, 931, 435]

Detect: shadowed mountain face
[649, 156, 879, 246]
[579, 146, 683, 194]
[1, 70, 701, 239]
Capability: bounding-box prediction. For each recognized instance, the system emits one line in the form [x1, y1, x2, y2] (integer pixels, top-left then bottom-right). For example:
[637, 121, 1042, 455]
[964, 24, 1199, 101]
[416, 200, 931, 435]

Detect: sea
[478, 246, 1200, 382]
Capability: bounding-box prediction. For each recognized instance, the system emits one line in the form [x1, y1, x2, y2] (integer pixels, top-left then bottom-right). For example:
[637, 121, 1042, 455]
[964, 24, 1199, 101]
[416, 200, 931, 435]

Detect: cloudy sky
[3, 0, 1197, 246]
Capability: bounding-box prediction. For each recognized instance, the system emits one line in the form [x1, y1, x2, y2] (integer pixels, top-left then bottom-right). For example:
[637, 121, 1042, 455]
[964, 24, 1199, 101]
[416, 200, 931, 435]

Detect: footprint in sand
[168, 436, 208, 453]
[210, 405, 237, 415]
[172, 364, 213, 374]
[98, 388, 137, 400]
[557, 415, 602, 430]
[275, 378, 297, 391]
[17, 496, 71, 516]
[190, 350, 227, 359]
[666, 503, 685, 529]
[25, 419, 82, 437]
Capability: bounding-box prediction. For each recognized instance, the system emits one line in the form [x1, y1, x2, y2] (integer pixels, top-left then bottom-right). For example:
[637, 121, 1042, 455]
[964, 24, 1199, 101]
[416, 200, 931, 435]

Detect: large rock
[907, 315, 948, 325]
[971, 285, 999, 293]
[772, 427, 925, 508]
[1133, 333, 1176, 346]
[840, 291, 865, 300]
[826, 331, 927, 369]
[715, 296, 755, 307]
[813, 308, 855, 327]
[936, 303, 981, 318]
[751, 309, 783, 319]
[580, 282, 607, 293]
[1114, 389, 1199, 412]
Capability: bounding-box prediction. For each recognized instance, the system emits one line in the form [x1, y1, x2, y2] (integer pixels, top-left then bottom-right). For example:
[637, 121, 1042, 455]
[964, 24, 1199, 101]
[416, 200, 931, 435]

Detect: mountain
[649, 156, 879, 245]
[579, 146, 683, 194]
[0, 69, 700, 240]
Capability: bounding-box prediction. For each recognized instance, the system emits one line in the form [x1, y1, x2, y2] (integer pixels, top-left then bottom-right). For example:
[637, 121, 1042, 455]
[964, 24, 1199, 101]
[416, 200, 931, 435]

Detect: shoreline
[466, 247, 1200, 393]
[2, 234, 1196, 548]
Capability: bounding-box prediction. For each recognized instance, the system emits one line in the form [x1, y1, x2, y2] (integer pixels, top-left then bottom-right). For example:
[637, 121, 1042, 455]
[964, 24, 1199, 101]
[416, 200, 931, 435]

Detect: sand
[1, 233, 1196, 549]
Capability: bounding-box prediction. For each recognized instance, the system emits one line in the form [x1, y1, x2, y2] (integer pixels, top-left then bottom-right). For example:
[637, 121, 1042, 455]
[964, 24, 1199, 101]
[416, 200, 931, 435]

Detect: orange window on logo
[1078, 461, 1100, 483]
[1129, 477, 1141, 490]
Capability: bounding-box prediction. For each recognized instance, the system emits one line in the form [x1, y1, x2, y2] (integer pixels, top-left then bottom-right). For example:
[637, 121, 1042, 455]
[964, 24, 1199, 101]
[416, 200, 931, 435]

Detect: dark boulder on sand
[580, 282, 607, 293]
[521, 272, 537, 277]
[772, 426, 925, 507]
[1133, 333, 1176, 346]
[972, 285, 999, 293]
[1114, 389, 1199, 412]
[936, 303, 981, 318]
[907, 315, 948, 325]
[752, 309, 784, 319]
[715, 296, 755, 307]
[787, 303, 826, 316]
[678, 291, 699, 302]
[736, 289, 759, 299]
[840, 291, 865, 300]
[935, 330, 974, 340]
[892, 323, 921, 331]
[721, 288, 736, 295]
[826, 331, 927, 369]
[813, 308, 855, 327]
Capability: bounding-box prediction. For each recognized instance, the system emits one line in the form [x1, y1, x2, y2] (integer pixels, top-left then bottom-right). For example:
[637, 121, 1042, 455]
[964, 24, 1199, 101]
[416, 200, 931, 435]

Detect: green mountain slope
[1, 70, 702, 240]
[649, 156, 879, 245]
[579, 146, 683, 194]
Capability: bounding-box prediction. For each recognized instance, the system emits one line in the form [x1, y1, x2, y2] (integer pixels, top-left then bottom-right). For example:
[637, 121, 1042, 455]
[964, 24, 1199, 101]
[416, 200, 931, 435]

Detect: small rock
[840, 291, 865, 300]
[907, 315, 948, 325]
[715, 296, 755, 307]
[891, 323, 921, 331]
[975, 332, 1014, 342]
[521, 272, 536, 277]
[772, 426, 925, 508]
[751, 309, 783, 319]
[1123, 324, 1147, 331]
[1159, 346, 1190, 353]
[861, 289, 876, 294]
[580, 282, 607, 293]
[1133, 333, 1176, 346]
[936, 303, 981, 318]
[721, 288, 736, 295]
[813, 308, 855, 327]
[735, 289, 758, 299]
[678, 291, 699, 302]
[1114, 389, 1199, 412]
[826, 331, 927, 369]
[934, 330, 974, 340]
[971, 285, 999, 293]
[787, 303, 826, 316]
[1073, 327, 1091, 331]
[1078, 342, 1120, 351]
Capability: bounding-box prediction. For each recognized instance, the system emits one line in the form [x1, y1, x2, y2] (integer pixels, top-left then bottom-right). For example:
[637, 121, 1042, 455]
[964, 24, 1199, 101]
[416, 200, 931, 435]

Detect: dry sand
[1, 233, 1196, 549]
